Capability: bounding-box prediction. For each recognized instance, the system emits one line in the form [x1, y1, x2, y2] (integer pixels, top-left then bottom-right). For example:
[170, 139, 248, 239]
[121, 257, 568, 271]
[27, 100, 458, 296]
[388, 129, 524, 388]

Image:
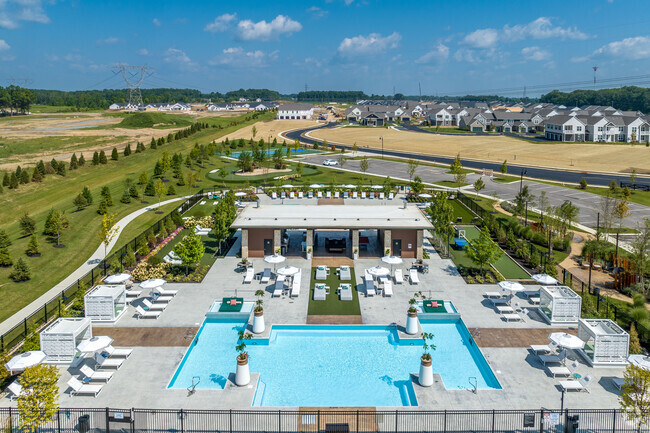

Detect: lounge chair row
[135, 286, 178, 319]
[271, 191, 395, 200]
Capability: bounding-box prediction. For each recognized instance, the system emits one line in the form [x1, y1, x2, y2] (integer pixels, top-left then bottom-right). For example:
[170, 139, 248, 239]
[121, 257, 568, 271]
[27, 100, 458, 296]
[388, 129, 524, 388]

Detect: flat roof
[232, 204, 433, 230]
[542, 285, 579, 298]
[43, 317, 91, 335]
[580, 318, 626, 336]
[87, 285, 125, 298]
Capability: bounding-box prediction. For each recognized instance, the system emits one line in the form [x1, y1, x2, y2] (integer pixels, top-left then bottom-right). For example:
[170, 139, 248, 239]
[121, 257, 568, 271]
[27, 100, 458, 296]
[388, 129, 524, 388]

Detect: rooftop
[42, 317, 91, 334]
[87, 285, 125, 298]
[580, 318, 627, 336]
[541, 285, 579, 298]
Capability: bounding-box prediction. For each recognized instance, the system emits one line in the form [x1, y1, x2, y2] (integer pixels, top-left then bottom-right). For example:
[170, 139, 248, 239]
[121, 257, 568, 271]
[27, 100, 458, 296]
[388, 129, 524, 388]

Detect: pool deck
[0, 201, 627, 411]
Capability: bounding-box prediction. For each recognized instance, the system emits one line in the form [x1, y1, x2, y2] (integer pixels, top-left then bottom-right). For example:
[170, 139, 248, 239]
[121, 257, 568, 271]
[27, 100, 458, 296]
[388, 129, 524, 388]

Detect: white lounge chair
[315, 265, 328, 281]
[334, 191, 340, 199]
[291, 271, 301, 297]
[338, 265, 351, 281]
[343, 191, 349, 199]
[244, 267, 255, 284]
[103, 345, 132, 358]
[365, 276, 376, 296]
[273, 275, 285, 297]
[289, 191, 295, 199]
[409, 268, 420, 284]
[379, 192, 385, 199]
[125, 289, 141, 298]
[560, 375, 592, 393]
[313, 284, 327, 301]
[490, 297, 509, 305]
[308, 191, 314, 199]
[80, 365, 114, 382]
[142, 299, 166, 311]
[503, 313, 523, 322]
[153, 287, 178, 297]
[388, 192, 394, 200]
[326, 191, 331, 198]
[484, 292, 503, 299]
[530, 342, 558, 354]
[382, 279, 393, 297]
[547, 366, 572, 378]
[352, 191, 358, 199]
[539, 353, 564, 366]
[135, 305, 161, 320]
[94, 353, 124, 369]
[281, 192, 286, 199]
[298, 191, 303, 198]
[7, 381, 22, 400]
[317, 191, 323, 198]
[369, 192, 375, 199]
[271, 192, 277, 199]
[67, 377, 103, 397]
[394, 269, 404, 284]
[361, 192, 367, 199]
[261, 268, 271, 283]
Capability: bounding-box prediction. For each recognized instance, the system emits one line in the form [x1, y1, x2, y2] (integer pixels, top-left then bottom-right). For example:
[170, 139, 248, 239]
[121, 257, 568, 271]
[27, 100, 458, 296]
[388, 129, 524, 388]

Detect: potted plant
[418, 332, 436, 387]
[307, 247, 312, 260]
[406, 292, 422, 335]
[385, 248, 391, 257]
[252, 290, 265, 334]
[353, 248, 359, 260]
[235, 329, 252, 386]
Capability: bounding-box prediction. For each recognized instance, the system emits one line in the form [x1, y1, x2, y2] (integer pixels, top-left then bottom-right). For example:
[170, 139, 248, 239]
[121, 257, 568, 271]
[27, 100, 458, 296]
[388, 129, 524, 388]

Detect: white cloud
[338, 32, 401, 57]
[152, 18, 161, 27]
[0, 0, 50, 29]
[306, 6, 328, 19]
[521, 46, 550, 61]
[416, 43, 449, 64]
[577, 36, 650, 61]
[463, 29, 498, 48]
[344, 0, 355, 5]
[0, 40, 10, 51]
[164, 48, 199, 71]
[96, 37, 120, 45]
[454, 48, 480, 63]
[137, 48, 150, 56]
[209, 47, 276, 67]
[236, 15, 302, 41]
[502, 17, 588, 42]
[204, 13, 237, 33]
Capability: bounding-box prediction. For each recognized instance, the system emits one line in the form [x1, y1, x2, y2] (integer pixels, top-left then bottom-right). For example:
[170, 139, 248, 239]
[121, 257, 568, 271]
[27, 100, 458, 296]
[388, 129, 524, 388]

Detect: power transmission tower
[5, 78, 33, 87]
[592, 66, 598, 90]
[110, 64, 154, 105]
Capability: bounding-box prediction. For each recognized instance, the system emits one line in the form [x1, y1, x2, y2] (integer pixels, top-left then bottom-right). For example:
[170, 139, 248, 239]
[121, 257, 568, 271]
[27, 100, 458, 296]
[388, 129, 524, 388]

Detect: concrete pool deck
[0, 202, 627, 410]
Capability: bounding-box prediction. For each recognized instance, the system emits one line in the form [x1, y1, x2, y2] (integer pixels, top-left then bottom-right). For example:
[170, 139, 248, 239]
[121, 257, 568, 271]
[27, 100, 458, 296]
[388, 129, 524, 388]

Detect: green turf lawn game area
[307, 267, 361, 316]
[450, 225, 530, 280]
[449, 199, 478, 224]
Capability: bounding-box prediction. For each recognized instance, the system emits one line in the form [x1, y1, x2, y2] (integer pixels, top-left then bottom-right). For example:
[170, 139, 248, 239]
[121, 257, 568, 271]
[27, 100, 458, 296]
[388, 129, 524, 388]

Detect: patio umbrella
[234, 192, 247, 197]
[310, 184, 323, 188]
[628, 354, 650, 370]
[4, 351, 47, 375]
[264, 254, 286, 270]
[549, 332, 585, 350]
[276, 266, 300, 276]
[367, 266, 390, 277]
[419, 193, 432, 199]
[381, 255, 403, 273]
[371, 185, 383, 189]
[77, 336, 114, 354]
[281, 184, 294, 188]
[497, 281, 526, 292]
[104, 273, 131, 284]
[139, 278, 167, 289]
[343, 184, 356, 188]
[532, 274, 558, 285]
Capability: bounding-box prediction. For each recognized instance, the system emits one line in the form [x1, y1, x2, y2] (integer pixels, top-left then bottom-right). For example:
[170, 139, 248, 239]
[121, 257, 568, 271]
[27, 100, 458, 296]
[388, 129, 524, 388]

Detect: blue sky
[1, 0, 650, 96]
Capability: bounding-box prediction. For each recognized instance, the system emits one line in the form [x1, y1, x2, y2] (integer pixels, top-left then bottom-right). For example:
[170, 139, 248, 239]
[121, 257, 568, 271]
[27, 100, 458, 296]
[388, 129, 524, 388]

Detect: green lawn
[29, 105, 104, 113]
[307, 267, 361, 316]
[449, 199, 478, 224]
[0, 135, 127, 160]
[154, 228, 219, 268]
[434, 180, 469, 188]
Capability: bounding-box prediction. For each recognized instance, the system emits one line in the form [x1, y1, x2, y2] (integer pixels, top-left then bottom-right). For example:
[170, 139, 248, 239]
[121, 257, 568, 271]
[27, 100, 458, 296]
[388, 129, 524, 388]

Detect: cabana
[84, 285, 127, 322]
[539, 285, 582, 325]
[577, 319, 629, 367]
[40, 318, 92, 365]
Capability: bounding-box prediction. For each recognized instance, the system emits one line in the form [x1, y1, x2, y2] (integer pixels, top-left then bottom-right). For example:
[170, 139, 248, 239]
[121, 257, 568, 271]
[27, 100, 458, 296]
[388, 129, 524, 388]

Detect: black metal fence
[0, 190, 206, 354]
[0, 407, 646, 433]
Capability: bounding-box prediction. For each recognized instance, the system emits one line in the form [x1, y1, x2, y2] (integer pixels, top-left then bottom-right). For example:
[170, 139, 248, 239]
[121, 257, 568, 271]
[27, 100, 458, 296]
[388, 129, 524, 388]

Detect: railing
[0, 190, 206, 354]
[0, 407, 646, 433]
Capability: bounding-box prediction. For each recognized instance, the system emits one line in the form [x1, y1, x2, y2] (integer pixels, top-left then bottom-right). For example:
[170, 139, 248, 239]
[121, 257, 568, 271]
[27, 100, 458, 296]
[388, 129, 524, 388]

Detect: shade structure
[276, 266, 300, 276]
[628, 355, 650, 370]
[104, 273, 131, 284]
[139, 279, 167, 289]
[381, 255, 403, 272]
[371, 185, 383, 189]
[234, 192, 247, 197]
[76, 336, 114, 354]
[4, 351, 46, 374]
[549, 332, 585, 350]
[342, 184, 356, 188]
[367, 266, 390, 277]
[532, 274, 558, 285]
[498, 281, 526, 293]
[419, 193, 432, 198]
[310, 184, 323, 188]
[264, 254, 286, 270]
[281, 184, 294, 188]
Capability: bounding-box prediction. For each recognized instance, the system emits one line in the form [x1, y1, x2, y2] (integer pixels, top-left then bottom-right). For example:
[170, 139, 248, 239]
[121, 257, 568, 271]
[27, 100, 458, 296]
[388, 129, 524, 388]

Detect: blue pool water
[168, 319, 500, 407]
[226, 148, 313, 158]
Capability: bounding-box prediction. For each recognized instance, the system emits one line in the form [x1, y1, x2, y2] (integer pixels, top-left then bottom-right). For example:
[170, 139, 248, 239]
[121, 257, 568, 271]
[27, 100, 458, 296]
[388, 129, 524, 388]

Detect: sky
[1, 0, 650, 96]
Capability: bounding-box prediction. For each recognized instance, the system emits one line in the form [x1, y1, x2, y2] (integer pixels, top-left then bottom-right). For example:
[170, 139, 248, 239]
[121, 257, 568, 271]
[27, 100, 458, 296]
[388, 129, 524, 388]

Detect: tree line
[0, 85, 37, 114]
[541, 86, 650, 113]
[297, 91, 368, 102]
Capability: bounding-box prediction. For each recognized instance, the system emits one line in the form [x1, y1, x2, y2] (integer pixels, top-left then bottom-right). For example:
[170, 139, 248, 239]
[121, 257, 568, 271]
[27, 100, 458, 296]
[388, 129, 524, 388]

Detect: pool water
[226, 148, 317, 158]
[168, 319, 500, 407]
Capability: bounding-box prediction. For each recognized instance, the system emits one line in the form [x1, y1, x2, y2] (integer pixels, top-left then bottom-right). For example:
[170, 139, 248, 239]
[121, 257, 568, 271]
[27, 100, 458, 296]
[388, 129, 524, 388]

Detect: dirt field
[222, 119, 321, 143]
[307, 126, 650, 174]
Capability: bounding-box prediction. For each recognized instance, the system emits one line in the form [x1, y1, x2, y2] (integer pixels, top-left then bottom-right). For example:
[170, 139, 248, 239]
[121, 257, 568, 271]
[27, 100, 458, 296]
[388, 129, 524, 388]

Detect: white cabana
[419, 193, 432, 199]
[40, 318, 92, 365]
[371, 185, 383, 190]
[84, 285, 126, 322]
[310, 184, 323, 189]
[539, 286, 582, 325]
[532, 274, 558, 285]
[103, 273, 131, 284]
[577, 319, 629, 367]
[4, 351, 47, 375]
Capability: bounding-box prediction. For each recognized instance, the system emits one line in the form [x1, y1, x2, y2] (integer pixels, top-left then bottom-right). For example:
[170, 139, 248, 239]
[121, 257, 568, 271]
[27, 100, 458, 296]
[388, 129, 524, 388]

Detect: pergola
[539, 285, 582, 325]
[84, 284, 127, 322]
[577, 318, 629, 367]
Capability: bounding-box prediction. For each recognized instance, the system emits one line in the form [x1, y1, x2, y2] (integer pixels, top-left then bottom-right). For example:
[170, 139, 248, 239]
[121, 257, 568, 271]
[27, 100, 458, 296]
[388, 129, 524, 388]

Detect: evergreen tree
[92, 151, 100, 165]
[2, 172, 10, 186]
[144, 180, 155, 196]
[150, 137, 157, 149]
[0, 183, 3, 194]
[25, 235, 41, 256]
[49, 159, 57, 171]
[78, 154, 86, 166]
[20, 169, 30, 183]
[100, 186, 113, 206]
[43, 209, 69, 245]
[19, 213, 36, 236]
[15, 165, 22, 178]
[0, 229, 11, 248]
[120, 189, 131, 204]
[123, 143, 132, 156]
[9, 257, 31, 281]
[81, 185, 93, 204]
[69, 153, 78, 170]
[128, 185, 139, 198]
[99, 150, 108, 164]
[56, 163, 66, 177]
[73, 193, 88, 210]
[9, 173, 19, 189]
[167, 184, 176, 195]
[138, 171, 148, 185]
[97, 199, 108, 215]
[153, 161, 163, 177]
[31, 168, 42, 182]
[111, 147, 119, 161]
[123, 245, 136, 267]
[36, 160, 46, 175]
[0, 247, 13, 267]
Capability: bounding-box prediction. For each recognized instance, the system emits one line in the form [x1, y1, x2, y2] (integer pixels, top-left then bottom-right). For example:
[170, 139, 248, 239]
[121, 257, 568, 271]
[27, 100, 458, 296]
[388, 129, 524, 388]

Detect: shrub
[131, 262, 169, 281]
[466, 276, 475, 284]
[630, 307, 649, 323]
[629, 324, 643, 354]
[497, 227, 507, 244]
[136, 237, 149, 256]
[120, 190, 131, 204]
[0, 247, 13, 267]
[25, 235, 41, 256]
[475, 275, 484, 284]
[632, 293, 646, 309]
[147, 255, 163, 266]
[9, 258, 31, 281]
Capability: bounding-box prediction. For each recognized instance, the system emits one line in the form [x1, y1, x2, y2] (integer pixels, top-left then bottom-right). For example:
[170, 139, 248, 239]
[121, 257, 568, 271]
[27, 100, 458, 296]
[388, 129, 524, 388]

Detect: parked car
[322, 159, 338, 166]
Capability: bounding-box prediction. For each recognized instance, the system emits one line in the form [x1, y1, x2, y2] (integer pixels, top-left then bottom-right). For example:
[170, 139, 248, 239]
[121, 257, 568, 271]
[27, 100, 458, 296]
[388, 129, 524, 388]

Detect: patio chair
[135, 305, 161, 320]
[409, 268, 420, 285]
[334, 191, 340, 199]
[484, 292, 503, 299]
[289, 191, 295, 199]
[244, 267, 255, 283]
[352, 191, 358, 199]
[273, 276, 285, 297]
[313, 284, 327, 301]
[369, 192, 375, 199]
[530, 342, 558, 354]
[388, 192, 394, 200]
[361, 191, 367, 199]
[103, 345, 133, 358]
[317, 191, 323, 198]
[67, 377, 103, 397]
[125, 289, 141, 298]
[298, 191, 304, 199]
[7, 381, 22, 400]
[560, 375, 592, 393]
[383, 279, 393, 297]
[142, 299, 167, 311]
[261, 268, 271, 284]
[326, 191, 332, 199]
[281, 192, 286, 199]
[343, 191, 349, 199]
[308, 191, 314, 199]
[365, 276, 376, 296]
[379, 192, 385, 199]
[153, 287, 178, 297]
[94, 353, 124, 369]
[315, 266, 328, 281]
[338, 265, 351, 281]
[538, 352, 564, 366]
[503, 313, 523, 322]
[547, 366, 572, 378]
[271, 192, 277, 199]
[80, 365, 114, 382]
[291, 271, 301, 297]
[394, 269, 403, 284]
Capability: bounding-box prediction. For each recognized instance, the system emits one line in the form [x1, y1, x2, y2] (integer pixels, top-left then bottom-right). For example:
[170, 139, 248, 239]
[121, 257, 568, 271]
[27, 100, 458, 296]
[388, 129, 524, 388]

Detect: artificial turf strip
[461, 225, 531, 279]
[154, 228, 219, 267]
[448, 199, 478, 224]
[307, 267, 361, 316]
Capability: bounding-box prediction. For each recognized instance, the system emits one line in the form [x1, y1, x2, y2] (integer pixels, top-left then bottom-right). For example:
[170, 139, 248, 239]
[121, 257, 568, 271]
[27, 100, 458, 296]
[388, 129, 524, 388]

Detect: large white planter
[353, 252, 358, 260]
[418, 358, 433, 387]
[252, 311, 265, 334]
[235, 356, 250, 386]
[406, 311, 419, 335]
[307, 252, 312, 259]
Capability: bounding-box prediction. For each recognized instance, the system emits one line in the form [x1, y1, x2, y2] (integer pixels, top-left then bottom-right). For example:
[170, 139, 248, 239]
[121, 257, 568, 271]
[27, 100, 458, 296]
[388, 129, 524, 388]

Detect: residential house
[544, 116, 586, 141]
[277, 103, 314, 120]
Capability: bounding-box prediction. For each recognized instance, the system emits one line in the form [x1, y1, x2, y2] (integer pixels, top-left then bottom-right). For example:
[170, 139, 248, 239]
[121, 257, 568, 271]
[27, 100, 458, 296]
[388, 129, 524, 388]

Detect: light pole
[379, 136, 384, 159]
[519, 169, 527, 193]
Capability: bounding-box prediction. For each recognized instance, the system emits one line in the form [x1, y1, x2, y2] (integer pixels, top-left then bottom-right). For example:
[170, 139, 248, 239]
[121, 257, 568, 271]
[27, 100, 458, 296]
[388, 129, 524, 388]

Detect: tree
[428, 192, 454, 241]
[167, 184, 176, 195]
[17, 364, 60, 433]
[55, 162, 66, 177]
[359, 157, 369, 177]
[174, 231, 205, 274]
[296, 162, 304, 177]
[630, 169, 638, 186]
[237, 151, 253, 172]
[466, 226, 503, 276]
[20, 213, 36, 236]
[410, 176, 424, 195]
[500, 160, 507, 174]
[124, 143, 132, 156]
[450, 154, 466, 188]
[138, 171, 149, 185]
[629, 218, 650, 291]
[352, 142, 358, 155]
[0, 248, 12, 267]
[473, 178, 485, 197]
[69, 153, 78, 170]
[629, 323, 642, 354]
[99, 150, 108, 164]
[100, 185, 113, 206]
[514, 185, 534, 216]
[73, 193, 88, 210]
[554, 200, 579, 237]
[251, 125, 257, 139]
[144, 180, 155, 196]
[614, 197, 631, 234]
[81, 185, 93, 205]
[31, 168, 42, 183]
[406, 159, 419, 181]
[217, 167, 228, 187]
[92, 151, 100, 165]
[43, 209, 69, 246]
[0, 229, 11, 249]
[619, 363, 650, 432]
[10, 257, 31, 281]
[154, 178, 167, 210]
[25, 235, 41, 256]
[579, 177, 588, 189]
[111, 147, 119, 161]
[78, 153, 86, 166]
[9, 172, 19, 189]
[98, 213, 119, 259]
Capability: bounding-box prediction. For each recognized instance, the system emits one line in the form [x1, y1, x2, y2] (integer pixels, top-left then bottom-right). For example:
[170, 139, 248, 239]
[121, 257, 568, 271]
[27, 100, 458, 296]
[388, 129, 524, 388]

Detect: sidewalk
[0, 196, 189, 336]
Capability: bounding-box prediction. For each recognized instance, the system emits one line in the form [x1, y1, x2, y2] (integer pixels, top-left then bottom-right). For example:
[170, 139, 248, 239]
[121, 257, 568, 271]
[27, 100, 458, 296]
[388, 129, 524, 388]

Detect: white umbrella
[104, 273, 131, 284]
[371, 185, 383, 189]
[498, 281, 526, 292]
[381, 255, 403, 273]
[276, 266, 300, 276]
[343, 184, 356, 188]
[281, 184, 294, 188]
[419, 193, 432, 198]
[628, 354, 650, 370]
[139, 278, 167, 289]
[549, 332, 585, 350]
[532, 274, 558, 285]
[4, 351, 46, 374]
[234, 191, 247, 197]
[310, 184, 323, 188]
[264, 254, 286, 270]
[77, 336, 114, 354]
[367, 266, 390, 277]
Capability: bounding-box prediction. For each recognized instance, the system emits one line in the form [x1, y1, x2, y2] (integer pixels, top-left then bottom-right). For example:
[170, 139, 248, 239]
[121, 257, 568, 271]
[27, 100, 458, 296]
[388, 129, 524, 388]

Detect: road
[283, 123, 650, 188]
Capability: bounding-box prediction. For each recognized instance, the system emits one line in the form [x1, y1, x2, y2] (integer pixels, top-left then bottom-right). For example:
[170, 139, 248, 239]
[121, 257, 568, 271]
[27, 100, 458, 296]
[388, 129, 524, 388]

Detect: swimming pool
[168, 318, 500, 407]
[225, 148, 319, 158]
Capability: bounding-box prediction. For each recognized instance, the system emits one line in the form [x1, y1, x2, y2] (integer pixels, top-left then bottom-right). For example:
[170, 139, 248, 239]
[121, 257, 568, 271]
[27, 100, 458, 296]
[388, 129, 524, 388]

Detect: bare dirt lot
[307, 126, 650, 174]
[222, 119, 321, 143]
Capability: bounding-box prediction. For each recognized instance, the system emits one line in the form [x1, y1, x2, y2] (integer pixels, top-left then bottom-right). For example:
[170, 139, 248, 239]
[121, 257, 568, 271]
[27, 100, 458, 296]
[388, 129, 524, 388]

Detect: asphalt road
[284, 123, 650, 188]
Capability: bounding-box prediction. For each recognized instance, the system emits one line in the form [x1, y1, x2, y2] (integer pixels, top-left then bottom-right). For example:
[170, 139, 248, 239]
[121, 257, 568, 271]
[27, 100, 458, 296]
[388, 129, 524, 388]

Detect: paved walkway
[93, 326, 199, 346]
[0, 196, 189, 336]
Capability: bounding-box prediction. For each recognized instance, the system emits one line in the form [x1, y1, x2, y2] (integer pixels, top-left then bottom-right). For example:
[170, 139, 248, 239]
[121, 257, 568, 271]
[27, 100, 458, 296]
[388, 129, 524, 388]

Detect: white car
[322, 159, 338, 166]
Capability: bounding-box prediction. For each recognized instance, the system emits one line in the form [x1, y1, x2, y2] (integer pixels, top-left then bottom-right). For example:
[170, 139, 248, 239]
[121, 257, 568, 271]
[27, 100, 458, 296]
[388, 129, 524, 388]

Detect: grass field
[307, 267, 361, 316]
[0, 135, 126, 160]
[29, 105, 104, 113]
[115, 112, 194, 129]
[154, 229, 219, 268]
[449, 199, 478, 224]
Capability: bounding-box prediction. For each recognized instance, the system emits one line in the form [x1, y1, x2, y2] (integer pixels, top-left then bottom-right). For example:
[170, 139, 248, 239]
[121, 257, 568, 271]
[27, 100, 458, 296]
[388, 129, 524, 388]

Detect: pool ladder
[468, 377, 477, 394]
[187, 376, 201, 396]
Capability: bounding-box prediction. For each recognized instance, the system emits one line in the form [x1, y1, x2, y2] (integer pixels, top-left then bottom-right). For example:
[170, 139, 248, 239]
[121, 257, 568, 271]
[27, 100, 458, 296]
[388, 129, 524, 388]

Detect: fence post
[443, 410, 447, 433]
[539, 409, 544, 433]
[491, 409, 495, 433]
[229, 409, 232, 433]
[278, 409, 281, 433]
[105, 407, 110, 433]
[57, 408, 61, 433]
[23, 318, 27, 336]
[44, 303, 47, 323]
[180, 409, 184, 433]
[394, 410, 397, 433]
[317, 411, 320, 432]
[612, 409, 616, 433]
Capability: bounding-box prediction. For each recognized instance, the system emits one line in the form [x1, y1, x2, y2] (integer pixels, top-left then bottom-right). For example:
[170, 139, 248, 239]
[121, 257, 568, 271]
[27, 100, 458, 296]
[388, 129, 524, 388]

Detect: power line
[110, 63, 155, 105]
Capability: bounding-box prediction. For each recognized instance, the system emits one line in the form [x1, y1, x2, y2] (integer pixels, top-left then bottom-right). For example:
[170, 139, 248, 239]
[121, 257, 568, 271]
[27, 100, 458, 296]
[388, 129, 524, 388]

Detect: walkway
[93, 327, 199, 346]
[0, 196, 189, 336]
